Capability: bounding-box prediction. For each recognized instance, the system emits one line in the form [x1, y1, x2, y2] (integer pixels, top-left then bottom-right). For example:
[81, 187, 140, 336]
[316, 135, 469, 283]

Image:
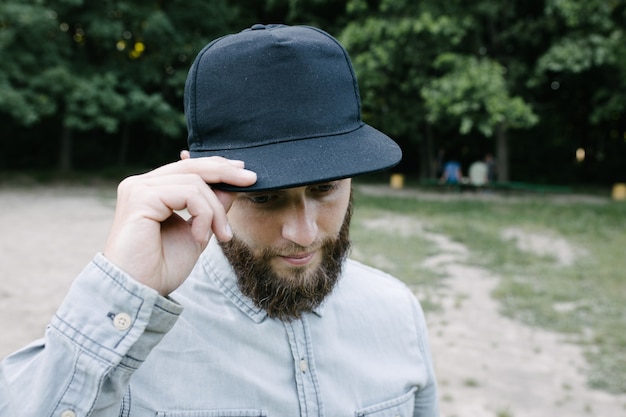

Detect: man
[439, 151, 463, 185]
[0, 24, 438, 416]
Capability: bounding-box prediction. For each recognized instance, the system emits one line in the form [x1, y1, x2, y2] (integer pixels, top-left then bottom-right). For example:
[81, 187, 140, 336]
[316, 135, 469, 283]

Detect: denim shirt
[0, 238, 438, 417]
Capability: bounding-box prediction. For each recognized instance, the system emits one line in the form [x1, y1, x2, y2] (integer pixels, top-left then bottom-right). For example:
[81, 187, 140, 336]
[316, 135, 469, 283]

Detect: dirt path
[362, 212, 626, 417]
[0, 186, 114, 357]
[357, 184, 626, 417]
[1, 185, 625, 416]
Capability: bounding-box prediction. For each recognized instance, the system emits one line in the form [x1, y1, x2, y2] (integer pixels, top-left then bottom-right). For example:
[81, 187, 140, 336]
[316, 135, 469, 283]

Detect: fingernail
[243, 169, 257, 179]
[225, 223, 233, 239]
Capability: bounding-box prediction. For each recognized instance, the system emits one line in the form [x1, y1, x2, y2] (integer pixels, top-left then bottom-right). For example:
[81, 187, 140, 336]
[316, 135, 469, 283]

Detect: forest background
[1, 0, 625, 187]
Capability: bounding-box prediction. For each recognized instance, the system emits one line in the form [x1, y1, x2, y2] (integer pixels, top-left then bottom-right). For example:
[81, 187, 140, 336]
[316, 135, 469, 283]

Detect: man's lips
[279, 252, 316, 266]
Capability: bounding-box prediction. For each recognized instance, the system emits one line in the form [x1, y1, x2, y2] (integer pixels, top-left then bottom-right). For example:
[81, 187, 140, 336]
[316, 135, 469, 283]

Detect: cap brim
[189, 124, 402, 192]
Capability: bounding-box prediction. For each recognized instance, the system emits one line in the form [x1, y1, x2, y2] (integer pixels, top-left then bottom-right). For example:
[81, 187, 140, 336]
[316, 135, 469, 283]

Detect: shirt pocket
[156, 411, 266, 417]
[355, 386, 417, 417]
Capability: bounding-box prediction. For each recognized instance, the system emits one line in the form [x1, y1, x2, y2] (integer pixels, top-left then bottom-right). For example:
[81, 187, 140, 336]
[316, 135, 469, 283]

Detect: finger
[185, 185, 233, 243]
[116, 163, 250, 243]
[143, 156, 257, 188]
[116, 174, 219, 228]
[139, 173, 230, 215]
[154, 184, 230, 243]
[152, 177, 236, 242]
[180, 150, 190, 160]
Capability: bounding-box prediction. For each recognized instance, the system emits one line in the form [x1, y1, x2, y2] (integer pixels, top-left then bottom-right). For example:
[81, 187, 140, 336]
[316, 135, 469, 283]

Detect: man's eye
[313, 183, 338, 193]
[249, 194, 273, 204]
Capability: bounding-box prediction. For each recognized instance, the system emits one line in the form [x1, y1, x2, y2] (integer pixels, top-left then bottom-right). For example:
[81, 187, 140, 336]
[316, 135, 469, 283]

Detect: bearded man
[0, 25, 438, 416]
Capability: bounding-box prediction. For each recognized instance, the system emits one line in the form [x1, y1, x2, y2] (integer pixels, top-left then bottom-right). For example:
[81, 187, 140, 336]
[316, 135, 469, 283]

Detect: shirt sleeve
[410, 294, 440, 417]
[0, 253, 183, 417]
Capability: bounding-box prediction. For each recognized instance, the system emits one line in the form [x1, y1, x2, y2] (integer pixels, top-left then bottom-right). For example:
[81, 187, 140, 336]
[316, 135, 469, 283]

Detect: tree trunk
[425, 123, 435, 179]
[419, 123, 434, 179]
[58, 125, 73, 172]
[118, 122, 130, 167]
[495, 123, 509, 182]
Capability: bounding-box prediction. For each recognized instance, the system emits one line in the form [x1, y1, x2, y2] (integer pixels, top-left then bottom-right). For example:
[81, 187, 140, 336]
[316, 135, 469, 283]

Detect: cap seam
[304, 26, 362, 120]
[188, 35, 228, 145]
[191, 122, 366, 152]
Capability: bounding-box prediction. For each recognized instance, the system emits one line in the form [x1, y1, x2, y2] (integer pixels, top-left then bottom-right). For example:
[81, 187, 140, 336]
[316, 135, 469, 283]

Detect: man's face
[220, 179, 352, 321]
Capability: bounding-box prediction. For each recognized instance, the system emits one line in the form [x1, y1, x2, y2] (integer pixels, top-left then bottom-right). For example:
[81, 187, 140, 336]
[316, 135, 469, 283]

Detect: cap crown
[185, 24, 363, 152]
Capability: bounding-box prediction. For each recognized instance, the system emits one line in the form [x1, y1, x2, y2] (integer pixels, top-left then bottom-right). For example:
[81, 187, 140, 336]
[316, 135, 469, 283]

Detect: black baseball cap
[184, 24, 401, 191]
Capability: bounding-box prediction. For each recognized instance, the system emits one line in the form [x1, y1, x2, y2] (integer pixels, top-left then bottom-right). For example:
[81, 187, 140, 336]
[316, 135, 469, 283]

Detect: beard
[219, 200, 352, 322]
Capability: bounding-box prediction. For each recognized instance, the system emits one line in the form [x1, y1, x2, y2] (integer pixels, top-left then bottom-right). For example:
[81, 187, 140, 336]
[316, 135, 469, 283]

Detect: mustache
[260, 241, 325, 259]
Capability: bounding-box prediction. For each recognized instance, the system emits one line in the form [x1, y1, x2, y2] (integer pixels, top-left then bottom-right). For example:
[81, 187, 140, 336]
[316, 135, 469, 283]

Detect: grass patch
[350, 185, 626, 394]
[350, 204, 445, 314]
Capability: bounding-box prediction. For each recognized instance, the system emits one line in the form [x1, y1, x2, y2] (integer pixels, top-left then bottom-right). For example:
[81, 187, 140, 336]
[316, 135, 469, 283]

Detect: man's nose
[281, 200, 318, 248]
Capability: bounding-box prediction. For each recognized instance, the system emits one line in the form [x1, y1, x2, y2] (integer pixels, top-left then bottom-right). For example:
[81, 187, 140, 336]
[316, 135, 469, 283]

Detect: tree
[421, 54, 538, 181]
[0, 1, 68, 127]
[0, 0, 238, 171]
[0, 1, 127, 171]
[340, 1, 466, 177]
[529, 0, 626, 183]
[340, 0, 539, 181]
[1, 0, 625, 184]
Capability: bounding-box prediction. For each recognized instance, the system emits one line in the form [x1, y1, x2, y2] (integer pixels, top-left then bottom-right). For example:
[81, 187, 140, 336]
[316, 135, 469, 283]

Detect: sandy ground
[1, 185, 625, 416]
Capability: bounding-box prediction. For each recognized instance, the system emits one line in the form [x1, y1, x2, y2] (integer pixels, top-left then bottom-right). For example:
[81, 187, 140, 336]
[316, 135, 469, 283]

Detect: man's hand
[103, 157, 256, 296]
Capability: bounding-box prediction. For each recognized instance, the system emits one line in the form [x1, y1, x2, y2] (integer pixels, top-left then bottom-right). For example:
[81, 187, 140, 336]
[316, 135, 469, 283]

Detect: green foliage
[545, 0, 619, 30]
[421, 54, 538, 137]
[0, 0, 239, 169]
[0, 1, 69, 125]
[1, 0, 626, 183]
[534, 33, 622, 74]
[340, 11, 466, 140]
[64, 74, 125, 133]
[125, 90, 184, 138]
[525, 0, 626, 184]
[340, 0, 626, 184]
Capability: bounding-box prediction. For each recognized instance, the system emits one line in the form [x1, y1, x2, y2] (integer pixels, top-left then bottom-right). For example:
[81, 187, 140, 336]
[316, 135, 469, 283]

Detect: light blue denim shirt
[0, 238, 438, 417]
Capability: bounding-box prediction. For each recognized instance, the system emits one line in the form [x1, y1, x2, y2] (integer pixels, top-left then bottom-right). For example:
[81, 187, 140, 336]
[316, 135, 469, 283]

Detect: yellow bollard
[612, 183, 626, 201]
[390, 173, 404, 189]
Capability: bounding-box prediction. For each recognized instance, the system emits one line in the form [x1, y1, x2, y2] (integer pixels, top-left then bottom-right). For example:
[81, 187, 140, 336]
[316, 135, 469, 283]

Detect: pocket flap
[355, 386, 417, 417]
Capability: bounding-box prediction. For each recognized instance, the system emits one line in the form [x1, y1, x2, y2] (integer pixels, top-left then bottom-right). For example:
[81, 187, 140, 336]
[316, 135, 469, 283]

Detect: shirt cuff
[50, 253, 183, 369]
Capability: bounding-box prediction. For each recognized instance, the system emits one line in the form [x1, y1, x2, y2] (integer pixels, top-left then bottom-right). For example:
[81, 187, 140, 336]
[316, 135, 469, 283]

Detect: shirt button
[113, 312, 132, 330]
[299, 359, 308, 373]
[61, 410, 76, 417]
